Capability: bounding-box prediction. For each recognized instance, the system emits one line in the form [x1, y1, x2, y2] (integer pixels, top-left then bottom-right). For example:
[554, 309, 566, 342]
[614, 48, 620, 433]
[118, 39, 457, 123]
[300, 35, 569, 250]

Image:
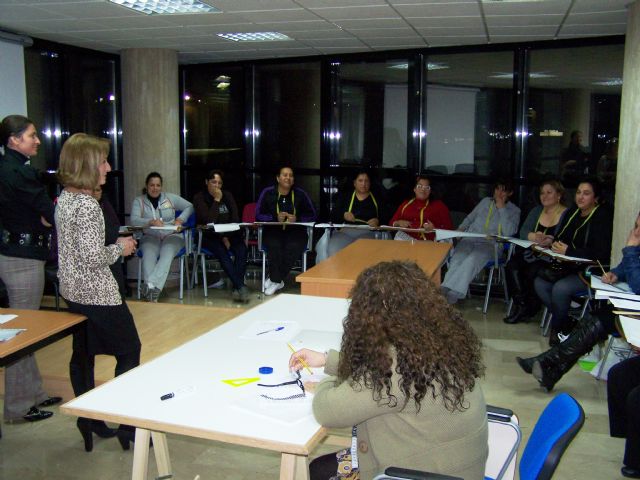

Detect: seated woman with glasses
[192, 169, 249, 302]
[130, 171, 193, 301]
[389, 175, 453, 241]
[289, 261, 487, 480]
[440, 180, 521, 304]
[319, 171, 382, 262]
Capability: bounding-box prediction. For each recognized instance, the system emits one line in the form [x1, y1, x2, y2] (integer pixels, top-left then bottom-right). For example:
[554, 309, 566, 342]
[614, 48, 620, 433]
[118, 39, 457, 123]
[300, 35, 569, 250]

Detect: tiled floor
[0, 270, 630, 479]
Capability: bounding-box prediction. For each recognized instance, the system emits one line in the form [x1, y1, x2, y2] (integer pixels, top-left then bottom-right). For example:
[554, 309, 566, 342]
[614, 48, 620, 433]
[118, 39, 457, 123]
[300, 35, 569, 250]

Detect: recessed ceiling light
[217, 32, 292, 42]
[388, 62, 449, 71]
[593, 78, 623, 86]
[108, 0, 219, 15]
[490, 72, 556, 79]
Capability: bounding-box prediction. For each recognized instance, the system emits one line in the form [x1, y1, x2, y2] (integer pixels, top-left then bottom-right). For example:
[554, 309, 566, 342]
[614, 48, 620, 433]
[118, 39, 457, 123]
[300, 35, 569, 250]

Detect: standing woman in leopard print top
[56, 133, 140, 452]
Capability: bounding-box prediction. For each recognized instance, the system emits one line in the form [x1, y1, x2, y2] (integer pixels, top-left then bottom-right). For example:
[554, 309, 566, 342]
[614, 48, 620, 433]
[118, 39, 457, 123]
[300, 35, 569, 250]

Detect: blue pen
[256, 326, 285, 336]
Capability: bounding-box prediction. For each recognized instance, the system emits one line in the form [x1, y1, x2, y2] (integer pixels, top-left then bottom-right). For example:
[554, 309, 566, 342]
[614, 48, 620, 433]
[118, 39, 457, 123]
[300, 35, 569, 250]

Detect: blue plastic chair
[374, 394, 584, 480]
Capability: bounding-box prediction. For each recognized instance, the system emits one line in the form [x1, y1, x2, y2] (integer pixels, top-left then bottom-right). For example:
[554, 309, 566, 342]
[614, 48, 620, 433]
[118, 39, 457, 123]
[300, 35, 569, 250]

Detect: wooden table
[296, 239, 451, 298]
[0, 309, 86, 367]
[61, 294, 348, 480]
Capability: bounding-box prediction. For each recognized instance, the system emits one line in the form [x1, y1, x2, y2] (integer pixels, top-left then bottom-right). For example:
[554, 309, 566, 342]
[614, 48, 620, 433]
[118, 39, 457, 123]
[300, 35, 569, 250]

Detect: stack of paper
[591, 275, 640, 346]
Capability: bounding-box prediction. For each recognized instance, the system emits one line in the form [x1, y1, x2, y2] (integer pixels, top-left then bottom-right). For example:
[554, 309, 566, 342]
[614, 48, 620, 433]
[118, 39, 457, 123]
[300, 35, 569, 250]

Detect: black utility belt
[1, 230, 51, 249]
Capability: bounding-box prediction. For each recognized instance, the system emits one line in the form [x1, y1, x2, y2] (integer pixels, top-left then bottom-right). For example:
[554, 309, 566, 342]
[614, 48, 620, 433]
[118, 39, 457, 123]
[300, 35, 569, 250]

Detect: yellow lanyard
[348, 191, 378, 223]
[557, 205, 599, 247]
[276, 190, 295, 229]
[484, 201, 502, 235]
[401, 198, 429, 240]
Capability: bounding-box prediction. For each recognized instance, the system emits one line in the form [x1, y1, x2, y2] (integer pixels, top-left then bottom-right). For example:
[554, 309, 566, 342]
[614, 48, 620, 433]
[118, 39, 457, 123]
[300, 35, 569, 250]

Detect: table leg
[280, 453, 309, 480]
[131, 428, 151, 480]
[151, 432, 172, 478]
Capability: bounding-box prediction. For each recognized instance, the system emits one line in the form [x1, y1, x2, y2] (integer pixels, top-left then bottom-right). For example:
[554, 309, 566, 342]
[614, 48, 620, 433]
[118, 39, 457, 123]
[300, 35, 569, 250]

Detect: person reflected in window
[440, 180, 521, 305]
[192, 169, 249, 302]
[289, 261, 487, 480]
[389, 175, 453, 242]
[130, 172, 193, 301]
[255, 166, 316, 296]
[533, 177, 612, 345]
[504, 179, 568, 324]
[560, 130, 590, 183]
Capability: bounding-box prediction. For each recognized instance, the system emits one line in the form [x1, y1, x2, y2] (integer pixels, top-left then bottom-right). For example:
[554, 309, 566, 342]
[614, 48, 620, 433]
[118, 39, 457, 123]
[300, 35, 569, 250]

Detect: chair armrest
[487, 404, 514, 422]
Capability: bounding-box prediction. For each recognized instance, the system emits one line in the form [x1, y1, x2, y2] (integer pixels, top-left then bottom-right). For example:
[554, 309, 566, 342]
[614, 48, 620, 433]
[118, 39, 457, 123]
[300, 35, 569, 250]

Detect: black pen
[160, 392, 174, 401]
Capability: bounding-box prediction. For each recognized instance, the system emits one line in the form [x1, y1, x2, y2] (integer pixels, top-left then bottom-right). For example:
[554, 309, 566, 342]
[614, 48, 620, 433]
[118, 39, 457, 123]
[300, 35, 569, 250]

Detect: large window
[526, 44, 623, 194]
[424, 51, 515, 180]
[182, 65, 247, 205]
[333, 59, 410, 169]
[255, 62, 321, 171]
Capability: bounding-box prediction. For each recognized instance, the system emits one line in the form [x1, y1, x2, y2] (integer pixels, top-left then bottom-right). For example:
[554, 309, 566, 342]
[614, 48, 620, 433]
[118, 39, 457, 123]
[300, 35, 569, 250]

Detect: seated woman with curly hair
[289, 261, 488, 480]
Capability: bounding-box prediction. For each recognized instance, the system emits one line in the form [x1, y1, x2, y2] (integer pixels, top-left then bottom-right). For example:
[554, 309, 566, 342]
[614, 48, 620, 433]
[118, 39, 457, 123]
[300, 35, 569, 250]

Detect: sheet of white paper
[289, 330, 343, 353]
[0, 314, 17, 325]
[619, 316, 640, 347]
[206, 223, 241, 233]
[604, 297, 640, 310]
[595, 290, 640, 302]
[434, 229, 487, 241]
[0, 328, 25, 342]
[150, 225, 180, 231]
[591, 275, 632, 294]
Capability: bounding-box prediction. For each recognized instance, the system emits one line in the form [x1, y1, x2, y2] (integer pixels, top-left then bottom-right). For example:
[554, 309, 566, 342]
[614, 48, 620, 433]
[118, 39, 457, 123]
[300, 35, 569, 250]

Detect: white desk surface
[61, 294, 348, 455]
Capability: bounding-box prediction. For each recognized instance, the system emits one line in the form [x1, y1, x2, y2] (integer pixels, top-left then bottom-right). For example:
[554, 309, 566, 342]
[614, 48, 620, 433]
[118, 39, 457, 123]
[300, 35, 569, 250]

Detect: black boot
[516, 356, 536, 374]
[503, 300, 524, 324]
[532, 314, 608, 391]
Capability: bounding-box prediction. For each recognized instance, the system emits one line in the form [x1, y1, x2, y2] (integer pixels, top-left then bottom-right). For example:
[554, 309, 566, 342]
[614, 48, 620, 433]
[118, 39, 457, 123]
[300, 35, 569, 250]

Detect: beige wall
[121, 48, 180, 214]
[611, 0, 640, 265]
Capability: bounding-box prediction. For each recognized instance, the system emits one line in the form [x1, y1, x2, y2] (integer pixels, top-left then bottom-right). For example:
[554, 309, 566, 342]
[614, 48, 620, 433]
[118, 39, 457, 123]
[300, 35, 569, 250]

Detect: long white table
[61, 294, 348, 480]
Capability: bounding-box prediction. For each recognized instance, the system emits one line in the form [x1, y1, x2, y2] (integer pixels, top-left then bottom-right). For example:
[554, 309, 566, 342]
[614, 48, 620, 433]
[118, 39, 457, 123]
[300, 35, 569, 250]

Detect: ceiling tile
[34, 2, 142, 18]
[302, 38, 368, 48]
[559, 23, 627, 36]
[424, 35, 486, 46]
[296, 0, 386, 7]
[408, 16, 483, 28]
[485, 14, 563, 27]
[333, 18, 408, 29]
[250, 20, 334, 31]
[482, 0, 571, 16]
[157, 12, 253, 27]
[570, 0, 629, 14]
[237, 9, 320, 23]
[417, 26, 486, 36]
[0, 4, 71, 21]
[394, 3, 480, 17]
[489, 34, 555, 44]
[309, 5, 399, 20]
[208, 0, 299, 12]
[91, 16, 177, 29]
[488, 25, 557, 36]
[566, 11, 628, 25]
[346, 28, 419, 38]
[367, 37, 427, 47]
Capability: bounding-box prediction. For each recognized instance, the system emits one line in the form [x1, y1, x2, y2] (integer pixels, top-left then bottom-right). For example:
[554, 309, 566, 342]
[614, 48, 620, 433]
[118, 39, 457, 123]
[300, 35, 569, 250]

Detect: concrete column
[611, 0, 640, 265]
[121, 48, 179, 215]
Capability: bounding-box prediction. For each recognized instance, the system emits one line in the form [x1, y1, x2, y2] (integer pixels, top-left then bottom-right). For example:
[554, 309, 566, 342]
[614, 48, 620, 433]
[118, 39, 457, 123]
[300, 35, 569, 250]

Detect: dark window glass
[183, 66, 245, 170]
[526, 44, 623, 196]
[255, 62, 320, 169]
[424, 51, 515, 179]
[334, 59, 410, 169]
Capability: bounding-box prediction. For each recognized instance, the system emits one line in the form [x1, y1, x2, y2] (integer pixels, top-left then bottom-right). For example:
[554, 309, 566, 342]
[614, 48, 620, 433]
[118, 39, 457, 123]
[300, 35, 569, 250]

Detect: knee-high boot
[504, 268, 526, 323]
[523, 315, 608, 391]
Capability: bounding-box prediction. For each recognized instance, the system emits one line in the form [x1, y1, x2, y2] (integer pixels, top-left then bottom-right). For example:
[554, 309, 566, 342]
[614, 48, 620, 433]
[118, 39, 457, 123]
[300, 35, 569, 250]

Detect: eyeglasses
[257, 370, 305, 400]
[415, 184, 431, 190]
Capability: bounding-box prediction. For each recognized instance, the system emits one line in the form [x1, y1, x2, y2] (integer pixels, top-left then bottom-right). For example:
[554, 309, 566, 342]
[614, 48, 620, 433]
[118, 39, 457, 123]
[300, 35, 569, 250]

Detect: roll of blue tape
[259, 366, 273, 374]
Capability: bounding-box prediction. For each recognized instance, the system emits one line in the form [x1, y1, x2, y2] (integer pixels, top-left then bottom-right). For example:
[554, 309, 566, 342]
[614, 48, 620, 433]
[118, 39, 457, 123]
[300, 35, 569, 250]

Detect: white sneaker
[208, 278, 225, 289]
[264, 280, 284, 296]
[264, 278, 274, 291]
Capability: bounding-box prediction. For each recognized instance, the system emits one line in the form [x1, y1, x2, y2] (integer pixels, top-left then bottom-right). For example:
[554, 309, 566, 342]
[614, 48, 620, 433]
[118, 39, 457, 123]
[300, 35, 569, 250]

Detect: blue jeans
[202, 232, 247, 290]
[534, 273, 586, 331]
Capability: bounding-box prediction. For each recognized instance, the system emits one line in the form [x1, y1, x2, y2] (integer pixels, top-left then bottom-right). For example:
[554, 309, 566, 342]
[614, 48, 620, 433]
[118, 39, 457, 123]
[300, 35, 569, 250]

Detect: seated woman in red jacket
[389, 175, 452, 241]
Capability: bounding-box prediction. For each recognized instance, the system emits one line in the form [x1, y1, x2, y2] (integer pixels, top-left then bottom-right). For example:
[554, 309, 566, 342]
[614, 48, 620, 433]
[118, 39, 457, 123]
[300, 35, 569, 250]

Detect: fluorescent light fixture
[108, 0, 219, 15]
[490, 72, 556, 79]
[593, 78, 623, 86]
[217, 32, 292, 42]
[388, 62, 449, 71]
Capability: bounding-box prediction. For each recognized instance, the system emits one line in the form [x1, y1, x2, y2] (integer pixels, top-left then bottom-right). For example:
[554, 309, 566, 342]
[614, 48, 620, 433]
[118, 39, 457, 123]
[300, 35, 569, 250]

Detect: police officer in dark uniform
[0, 114, 61, 424]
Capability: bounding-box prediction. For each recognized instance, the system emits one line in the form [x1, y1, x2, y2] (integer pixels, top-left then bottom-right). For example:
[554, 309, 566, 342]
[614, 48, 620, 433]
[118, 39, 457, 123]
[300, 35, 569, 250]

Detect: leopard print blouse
[56, 189, 123, 306]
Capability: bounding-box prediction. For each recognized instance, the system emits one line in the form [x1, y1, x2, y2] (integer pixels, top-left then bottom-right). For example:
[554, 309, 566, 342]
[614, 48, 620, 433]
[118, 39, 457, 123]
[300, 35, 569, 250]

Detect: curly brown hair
[337, 260, 484, 412]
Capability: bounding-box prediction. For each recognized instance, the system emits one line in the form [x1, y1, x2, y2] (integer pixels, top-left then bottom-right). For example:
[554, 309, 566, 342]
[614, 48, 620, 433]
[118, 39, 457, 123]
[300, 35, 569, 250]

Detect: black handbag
[537, 261, 583, 283]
